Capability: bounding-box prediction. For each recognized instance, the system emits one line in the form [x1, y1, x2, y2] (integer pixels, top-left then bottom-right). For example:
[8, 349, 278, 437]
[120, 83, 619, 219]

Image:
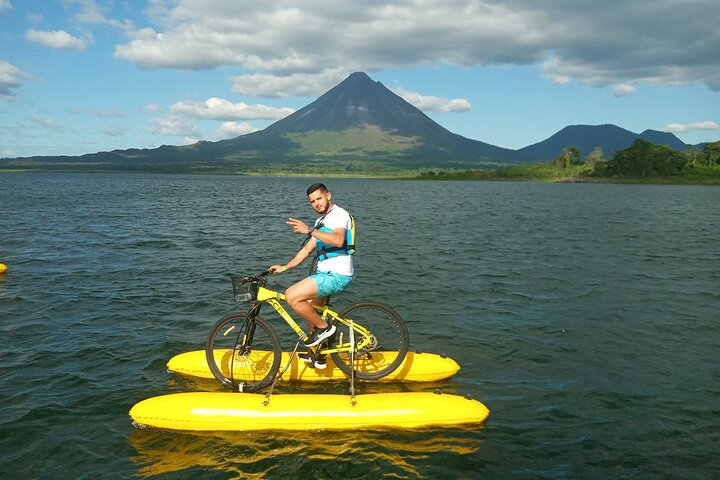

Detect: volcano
[209, 71, 526, 168]
[3, 72, 526, 172]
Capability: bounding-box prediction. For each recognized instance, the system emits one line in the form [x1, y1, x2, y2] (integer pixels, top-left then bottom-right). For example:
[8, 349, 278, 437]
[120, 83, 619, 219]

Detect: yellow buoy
[130, 391, 489, 431]
[168, 350, 461, 383]
[0, 263, 7, 274]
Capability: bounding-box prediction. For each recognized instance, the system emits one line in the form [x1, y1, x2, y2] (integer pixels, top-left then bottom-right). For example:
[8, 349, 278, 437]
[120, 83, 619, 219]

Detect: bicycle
[205, 270, 410, 393]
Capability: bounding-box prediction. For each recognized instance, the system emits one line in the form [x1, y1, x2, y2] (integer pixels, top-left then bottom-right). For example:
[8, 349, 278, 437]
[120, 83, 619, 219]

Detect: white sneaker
[299, 352, 327, 369]
[304, 324, 336, 347]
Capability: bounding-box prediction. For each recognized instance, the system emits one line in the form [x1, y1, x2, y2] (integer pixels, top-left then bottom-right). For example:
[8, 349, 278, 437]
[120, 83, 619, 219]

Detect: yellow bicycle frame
[255, 285, 374, 354]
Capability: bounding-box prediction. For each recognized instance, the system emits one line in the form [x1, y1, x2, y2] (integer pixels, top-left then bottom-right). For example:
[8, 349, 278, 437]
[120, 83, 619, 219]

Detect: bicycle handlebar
[232, 271, 270, 303]
[242, 270, 271, 285]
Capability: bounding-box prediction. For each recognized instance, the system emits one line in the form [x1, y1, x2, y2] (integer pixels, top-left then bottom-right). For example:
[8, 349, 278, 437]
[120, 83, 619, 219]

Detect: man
[269, 183, 355, 368]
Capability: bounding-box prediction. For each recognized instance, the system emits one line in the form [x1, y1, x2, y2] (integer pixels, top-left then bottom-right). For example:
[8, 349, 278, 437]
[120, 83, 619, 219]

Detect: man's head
[306, 183, 328, 196]
[307, 183, 332, 214]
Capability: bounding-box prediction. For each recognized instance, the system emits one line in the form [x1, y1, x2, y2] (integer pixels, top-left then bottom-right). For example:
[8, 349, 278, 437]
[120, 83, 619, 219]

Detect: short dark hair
[307, 183, 328, 196]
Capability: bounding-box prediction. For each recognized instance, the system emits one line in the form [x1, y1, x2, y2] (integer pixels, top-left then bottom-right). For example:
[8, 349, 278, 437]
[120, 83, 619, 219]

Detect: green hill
[1, 72, 527, 175]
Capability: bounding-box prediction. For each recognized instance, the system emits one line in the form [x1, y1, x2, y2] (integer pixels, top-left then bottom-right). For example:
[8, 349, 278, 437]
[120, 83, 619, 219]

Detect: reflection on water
[130, 425, 484, 478]
[139, 361, 483, 478]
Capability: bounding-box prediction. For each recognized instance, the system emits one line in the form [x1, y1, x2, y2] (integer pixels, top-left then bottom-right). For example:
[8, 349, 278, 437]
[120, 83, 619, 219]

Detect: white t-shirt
[314, 205, 354, 276]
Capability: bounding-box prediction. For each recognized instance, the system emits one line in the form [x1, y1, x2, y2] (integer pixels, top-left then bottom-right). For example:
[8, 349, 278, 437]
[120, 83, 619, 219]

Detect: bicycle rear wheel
[205, 311, 282, 392]
[330, 302, 409, 380]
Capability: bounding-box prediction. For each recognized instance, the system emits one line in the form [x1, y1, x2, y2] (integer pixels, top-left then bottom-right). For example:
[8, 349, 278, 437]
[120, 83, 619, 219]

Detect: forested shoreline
[417, 139, 720, 184]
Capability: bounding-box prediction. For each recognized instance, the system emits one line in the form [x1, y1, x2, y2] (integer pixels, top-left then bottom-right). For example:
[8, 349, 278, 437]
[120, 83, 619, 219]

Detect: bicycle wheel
[205, 311, 282, 392]
[330, 302, 409, 380]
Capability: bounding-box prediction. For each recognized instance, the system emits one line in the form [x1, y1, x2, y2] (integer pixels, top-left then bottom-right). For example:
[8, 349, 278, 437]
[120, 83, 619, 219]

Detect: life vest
[315, 214, 356, 261]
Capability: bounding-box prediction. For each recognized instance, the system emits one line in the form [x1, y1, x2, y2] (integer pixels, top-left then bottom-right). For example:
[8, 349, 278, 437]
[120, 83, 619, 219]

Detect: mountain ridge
[211, 71, 525, 167]
[1, 72, 708, 173]
[519, 124, 691, 160]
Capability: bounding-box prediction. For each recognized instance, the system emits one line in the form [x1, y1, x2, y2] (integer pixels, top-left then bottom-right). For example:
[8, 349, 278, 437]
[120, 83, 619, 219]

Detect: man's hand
[287, 217, 311, 235]
[269, 264, 285, 274]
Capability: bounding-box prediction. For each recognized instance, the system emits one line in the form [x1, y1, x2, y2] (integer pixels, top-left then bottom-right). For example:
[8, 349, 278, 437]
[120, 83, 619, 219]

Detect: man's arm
[287, 217, 346, 248]
[269, 238, 316, 274]
[310, 227, 346, 248]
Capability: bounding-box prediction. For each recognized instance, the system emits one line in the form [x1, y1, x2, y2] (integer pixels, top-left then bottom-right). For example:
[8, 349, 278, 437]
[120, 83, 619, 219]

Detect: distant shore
[412, 163, 720, 185]
[2, 165, 719, 185]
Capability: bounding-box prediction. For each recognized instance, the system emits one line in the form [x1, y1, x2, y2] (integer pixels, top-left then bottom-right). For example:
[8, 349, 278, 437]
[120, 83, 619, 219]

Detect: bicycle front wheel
[330, 302, 409, 380]
[205, 311, 282, 392]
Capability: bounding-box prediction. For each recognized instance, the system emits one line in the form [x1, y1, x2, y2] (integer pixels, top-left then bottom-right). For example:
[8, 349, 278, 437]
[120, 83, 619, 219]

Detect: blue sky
[1, 0, 719, 158]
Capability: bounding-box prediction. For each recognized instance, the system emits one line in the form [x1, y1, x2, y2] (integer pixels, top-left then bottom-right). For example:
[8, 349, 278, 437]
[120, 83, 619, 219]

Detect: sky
[1, 0, 719, 158]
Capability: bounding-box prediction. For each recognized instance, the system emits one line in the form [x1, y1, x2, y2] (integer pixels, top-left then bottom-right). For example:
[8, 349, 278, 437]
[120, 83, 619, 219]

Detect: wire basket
[231, 276, 251, 302]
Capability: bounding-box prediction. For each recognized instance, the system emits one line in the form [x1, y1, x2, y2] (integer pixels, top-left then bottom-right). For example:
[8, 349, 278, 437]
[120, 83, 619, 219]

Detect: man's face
[308, 189, 331, 214]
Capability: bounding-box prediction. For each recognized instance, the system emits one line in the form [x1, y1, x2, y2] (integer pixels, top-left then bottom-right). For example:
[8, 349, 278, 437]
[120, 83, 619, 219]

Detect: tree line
[553, 139, 720, 177]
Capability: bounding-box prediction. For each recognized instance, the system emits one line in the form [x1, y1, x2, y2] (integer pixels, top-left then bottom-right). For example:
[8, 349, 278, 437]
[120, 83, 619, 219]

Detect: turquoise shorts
[310, 271, 353, 297]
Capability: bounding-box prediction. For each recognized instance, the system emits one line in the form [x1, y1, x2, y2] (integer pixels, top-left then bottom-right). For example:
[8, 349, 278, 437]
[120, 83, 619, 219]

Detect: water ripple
[1, 174, 719, 478]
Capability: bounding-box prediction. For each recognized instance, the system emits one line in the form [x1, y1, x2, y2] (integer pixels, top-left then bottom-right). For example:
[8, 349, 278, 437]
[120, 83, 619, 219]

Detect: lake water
[1, 173, 718, 479]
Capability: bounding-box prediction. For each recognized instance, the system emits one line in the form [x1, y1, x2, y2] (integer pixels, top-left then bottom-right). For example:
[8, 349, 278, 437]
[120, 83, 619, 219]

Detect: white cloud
[113, 1, 720, 93]
[64, 0, 134, 32]
[28, 115, 73, 133]
[170, 97, 294, 121]
[230, 70, 348, 98]
[25, 29, 90, 50]
[149, 116, 200, 138]
[102, 126, 131, 137]
[143, 103, 162, 114]
[114, 1, 540, 73]
[0, 0, 13, 14]
[613, 84, 637, 97]
[67, 0, 106, 24]
[664, 121, 720, 133]
[393, 87, 470, 112]
[215, 121, 259, 139]
[69, 107, 127, 118]
[0, 60, 27, 98]
[540, 54, 570, 85]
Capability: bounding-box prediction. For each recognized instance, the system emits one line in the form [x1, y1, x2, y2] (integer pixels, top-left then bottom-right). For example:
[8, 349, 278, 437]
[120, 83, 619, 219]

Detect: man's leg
[285, 277, 329, 330]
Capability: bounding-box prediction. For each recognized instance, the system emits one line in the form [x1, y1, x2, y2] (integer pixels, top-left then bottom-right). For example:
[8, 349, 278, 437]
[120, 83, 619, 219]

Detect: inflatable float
[130, 391, 489, 431]
[168, 350, 460, 383]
